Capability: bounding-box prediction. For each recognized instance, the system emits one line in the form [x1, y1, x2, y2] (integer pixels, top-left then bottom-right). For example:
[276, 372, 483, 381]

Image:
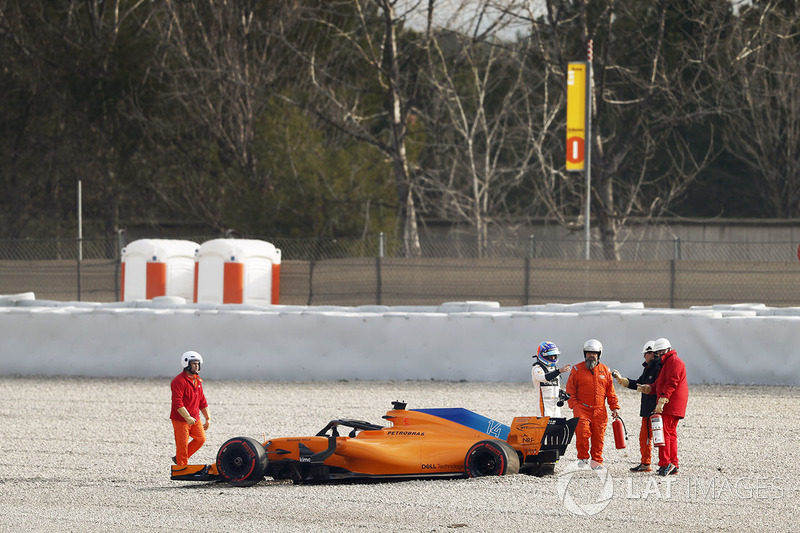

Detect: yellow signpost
[566, 62, 587, 172]
[567, 55, 592, 259]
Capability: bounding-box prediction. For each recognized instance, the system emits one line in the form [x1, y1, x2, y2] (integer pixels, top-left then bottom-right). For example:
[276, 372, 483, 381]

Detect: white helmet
[583, 339, 603, 358]
[652, 338, 671, 352]
[181, 350, 204, 369]
[642, 340, 655, 353]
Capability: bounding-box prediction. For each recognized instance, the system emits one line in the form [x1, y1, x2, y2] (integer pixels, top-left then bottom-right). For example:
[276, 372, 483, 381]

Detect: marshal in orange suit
[566, 339, 620, 468]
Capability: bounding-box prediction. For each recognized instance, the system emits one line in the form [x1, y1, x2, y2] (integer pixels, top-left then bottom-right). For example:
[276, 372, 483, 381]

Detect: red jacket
[566, 361, 620, 412]
[653, 350, 688, 418]
[170, 371, 208, 422]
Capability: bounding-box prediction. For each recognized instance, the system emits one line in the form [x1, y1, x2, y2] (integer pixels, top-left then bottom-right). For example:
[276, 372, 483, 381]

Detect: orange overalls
[566, 362, 620, 465]
[172, 418, 206, 466]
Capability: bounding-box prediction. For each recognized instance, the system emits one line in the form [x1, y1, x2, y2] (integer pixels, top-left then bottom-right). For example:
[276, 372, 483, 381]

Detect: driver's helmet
[181, 350, 204, 372]
[536, 341, 560, 367]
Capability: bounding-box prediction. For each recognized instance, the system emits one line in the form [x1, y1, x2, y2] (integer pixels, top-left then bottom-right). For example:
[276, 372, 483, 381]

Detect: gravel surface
[1, 377, 797, 532]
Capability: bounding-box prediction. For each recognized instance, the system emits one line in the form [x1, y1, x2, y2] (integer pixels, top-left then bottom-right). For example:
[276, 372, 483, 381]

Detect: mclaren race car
[171, 401, 579, 486]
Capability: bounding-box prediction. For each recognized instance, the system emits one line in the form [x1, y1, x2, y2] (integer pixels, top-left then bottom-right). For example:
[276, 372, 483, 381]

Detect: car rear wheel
[216, 437, 268, 487]
[464, 440, 520, 477]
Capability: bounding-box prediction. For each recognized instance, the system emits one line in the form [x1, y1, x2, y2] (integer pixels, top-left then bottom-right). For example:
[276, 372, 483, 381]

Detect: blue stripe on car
[412, 408, 510, 440]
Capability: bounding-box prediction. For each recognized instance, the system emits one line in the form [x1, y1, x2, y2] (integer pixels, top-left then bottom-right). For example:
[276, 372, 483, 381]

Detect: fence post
[307, 259, 315, 306]
[376, 232, 385, 304]
[669, 259, 676, 308]
[76, 240, 82, 302]
[77, 181, 82, 301]
[115, 230, 126, 301]
[669, 237, 680, 308]
[376, 256, 382, 305]
[524, 234, 534, 305]
[524, 257, 530, 306]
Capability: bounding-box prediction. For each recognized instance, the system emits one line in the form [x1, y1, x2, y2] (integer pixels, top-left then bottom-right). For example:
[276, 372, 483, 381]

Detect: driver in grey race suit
[531, 341, 572, 417]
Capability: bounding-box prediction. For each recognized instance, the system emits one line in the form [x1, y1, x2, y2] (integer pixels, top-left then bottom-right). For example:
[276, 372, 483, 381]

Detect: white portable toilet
[194, 239, 281, 305]
[120, 239, 199, 301]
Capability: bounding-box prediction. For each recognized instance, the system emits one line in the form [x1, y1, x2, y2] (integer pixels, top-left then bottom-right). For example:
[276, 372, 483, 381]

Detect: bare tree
[0, 0, 156, 237]
[135, 0, 296, 232]
[417, 8, 551, 257]
[721, 2, 800, 217]
[487, 0, 727, 259]
[279, 0, 424, 256]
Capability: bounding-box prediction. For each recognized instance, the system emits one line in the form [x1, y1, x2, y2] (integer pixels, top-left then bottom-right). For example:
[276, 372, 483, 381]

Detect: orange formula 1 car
[171, 401, 579, 486]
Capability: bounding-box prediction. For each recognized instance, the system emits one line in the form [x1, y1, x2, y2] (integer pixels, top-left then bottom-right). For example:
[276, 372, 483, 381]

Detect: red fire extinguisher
[650, 413, 665, 447]
[612, 416, 627, 449]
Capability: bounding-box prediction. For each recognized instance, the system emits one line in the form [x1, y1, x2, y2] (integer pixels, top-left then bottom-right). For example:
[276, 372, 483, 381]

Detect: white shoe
[576, 459, 591, 470]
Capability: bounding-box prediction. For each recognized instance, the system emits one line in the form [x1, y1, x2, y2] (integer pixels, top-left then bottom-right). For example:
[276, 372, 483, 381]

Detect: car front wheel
[216, 436, 268, 487]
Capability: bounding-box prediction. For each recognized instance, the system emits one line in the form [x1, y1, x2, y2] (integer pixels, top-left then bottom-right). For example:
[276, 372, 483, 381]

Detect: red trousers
[657, 413, 680, 468]
[172, 419, 206, 466]
[573, 405, 607, 464]
[639, 416, 652, 465]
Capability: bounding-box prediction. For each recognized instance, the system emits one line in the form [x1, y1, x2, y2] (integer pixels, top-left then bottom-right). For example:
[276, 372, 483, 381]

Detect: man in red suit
[170, 351, 211, 465]
[639, 337, 688, 476]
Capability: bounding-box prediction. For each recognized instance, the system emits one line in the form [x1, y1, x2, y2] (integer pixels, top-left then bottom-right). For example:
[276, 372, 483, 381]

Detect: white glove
[612, 370, 629, 387]
[655, 397, 669, 414]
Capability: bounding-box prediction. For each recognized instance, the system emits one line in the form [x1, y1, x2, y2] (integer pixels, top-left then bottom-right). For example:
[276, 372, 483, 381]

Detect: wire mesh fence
[266, 234, 800, 262]
[0, 238, 121, 261]
[1, 235, 799, 307]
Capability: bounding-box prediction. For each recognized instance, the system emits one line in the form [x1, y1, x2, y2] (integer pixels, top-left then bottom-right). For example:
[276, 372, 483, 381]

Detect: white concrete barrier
[0, 296, 797, 385]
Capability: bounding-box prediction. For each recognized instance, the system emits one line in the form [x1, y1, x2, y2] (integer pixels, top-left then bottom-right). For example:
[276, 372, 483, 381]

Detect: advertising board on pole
[566, 62, 587, 172]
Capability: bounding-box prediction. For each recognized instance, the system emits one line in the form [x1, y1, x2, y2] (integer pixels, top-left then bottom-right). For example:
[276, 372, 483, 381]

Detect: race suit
[652, 349, 688, 469]
[624, 358, 663, 465]
[170, 371, 208, 465]
[531, 357, 562, 417]
[566, 361, 620, 465]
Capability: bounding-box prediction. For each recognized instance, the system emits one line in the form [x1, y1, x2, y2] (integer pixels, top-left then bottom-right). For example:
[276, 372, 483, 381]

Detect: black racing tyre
[216, 437, 268, 487]
[464, 440, 520, 477]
